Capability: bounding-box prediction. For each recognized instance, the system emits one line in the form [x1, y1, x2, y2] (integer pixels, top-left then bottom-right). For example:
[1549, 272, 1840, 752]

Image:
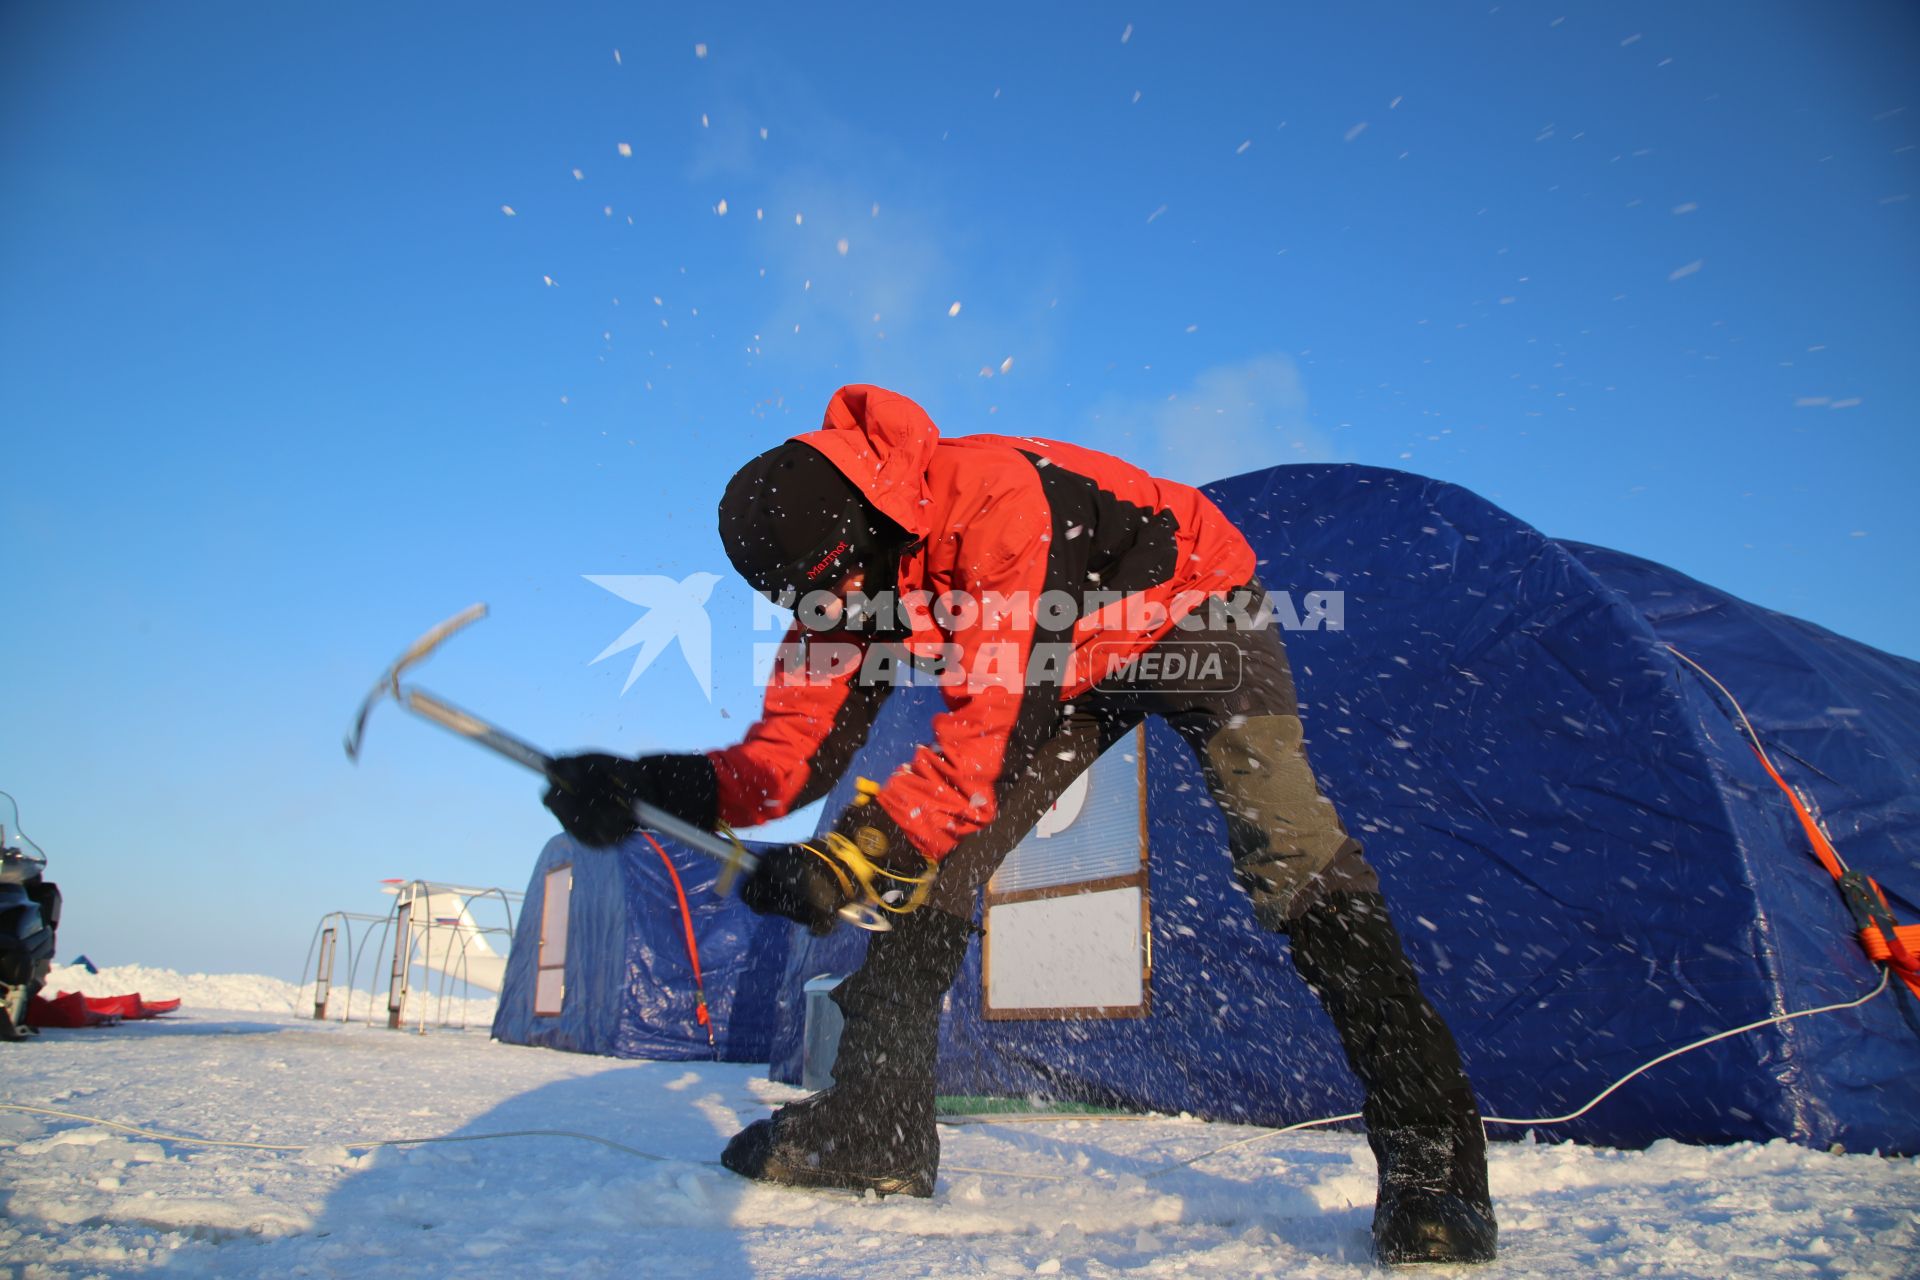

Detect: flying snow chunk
[948, 301, 962, 317]
[715, 199, 729, 216]
[501, 205, 517, 217]
[1236, 139, 1251, 155]
[694, 43, 708, 58]
[1668, 259, 1704, 281]
[836, 238, 850, 256]
[1345, 121, 1369, 142]
[572, 168, 584, 180]
[1830, 398, 1862, 409]
[1673, 202, 1699, 214]
[1000, 356, 1014, 373]
[1621, 32, 1643, 46]
[1121, 23, 1133, 43]
[543, 275, 557, 287]
[613, 49, 622, 64]
[618, 142, 633, 157]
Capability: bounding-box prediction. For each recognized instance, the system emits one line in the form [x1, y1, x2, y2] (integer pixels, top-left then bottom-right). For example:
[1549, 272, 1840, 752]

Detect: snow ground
[2, 967, 1916, 1279]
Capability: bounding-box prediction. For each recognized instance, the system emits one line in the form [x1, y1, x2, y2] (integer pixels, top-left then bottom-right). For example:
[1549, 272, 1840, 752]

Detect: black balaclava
[717, 441, 913, 616]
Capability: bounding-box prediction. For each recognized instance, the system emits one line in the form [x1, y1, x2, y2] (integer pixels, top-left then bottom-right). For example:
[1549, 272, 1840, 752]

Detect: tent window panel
[984, 886, 1146, 1018]
[533, 966, 565, 1017]
[535, 864, 571, 1017]
[984, 727, 1150, 1020]
[989, 727, 1145, 895]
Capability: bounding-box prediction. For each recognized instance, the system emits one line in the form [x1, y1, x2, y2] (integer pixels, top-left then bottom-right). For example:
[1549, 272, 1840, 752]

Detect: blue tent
[767, 463, 1920, 1154]
[492, 832, 793, 1061]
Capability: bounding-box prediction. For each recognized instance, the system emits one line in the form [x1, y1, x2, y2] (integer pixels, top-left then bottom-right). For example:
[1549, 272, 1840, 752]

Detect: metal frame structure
[297, 911, 387, 1024]
[299, 882, 520, 1033]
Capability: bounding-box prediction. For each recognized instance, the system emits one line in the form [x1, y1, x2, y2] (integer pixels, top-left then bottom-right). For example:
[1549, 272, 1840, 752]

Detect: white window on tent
[534, 864, 571, 1017]
[982, 725, 1151, 1021]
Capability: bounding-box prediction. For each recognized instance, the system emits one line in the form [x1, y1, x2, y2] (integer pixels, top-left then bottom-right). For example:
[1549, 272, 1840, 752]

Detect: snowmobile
[0, 792, 61, 1040]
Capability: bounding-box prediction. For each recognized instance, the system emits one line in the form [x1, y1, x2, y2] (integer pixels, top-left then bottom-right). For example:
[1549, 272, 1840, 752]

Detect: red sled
[27, 991, 181, 1028]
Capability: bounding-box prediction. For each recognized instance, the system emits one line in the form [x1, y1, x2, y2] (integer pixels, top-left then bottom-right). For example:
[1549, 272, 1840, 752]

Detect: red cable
[640, 831, 718, 1049]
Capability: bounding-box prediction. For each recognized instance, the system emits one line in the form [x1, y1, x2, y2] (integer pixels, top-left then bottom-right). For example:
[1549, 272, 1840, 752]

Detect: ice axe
[342, 604, 890, 930]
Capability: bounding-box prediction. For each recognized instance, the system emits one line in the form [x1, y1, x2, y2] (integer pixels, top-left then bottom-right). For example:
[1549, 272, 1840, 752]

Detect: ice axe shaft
[398, 687, 557, 778]
[366, 681, 763, 876]
[343, 606, 767, 879]
[401, 688, 759, 875]
[344, 606, 890, 929]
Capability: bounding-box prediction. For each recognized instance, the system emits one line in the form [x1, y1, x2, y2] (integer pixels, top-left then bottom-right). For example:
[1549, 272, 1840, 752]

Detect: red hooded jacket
[709, 385, 1256, 859]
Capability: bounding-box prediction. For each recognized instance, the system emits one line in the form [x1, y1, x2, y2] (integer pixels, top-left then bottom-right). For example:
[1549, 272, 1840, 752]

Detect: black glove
[738, 844, 853, 935]
[542, 752, 719, 848]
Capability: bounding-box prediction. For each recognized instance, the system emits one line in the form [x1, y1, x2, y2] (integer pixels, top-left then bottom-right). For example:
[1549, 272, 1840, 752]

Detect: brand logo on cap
[806, 540, 851, 581]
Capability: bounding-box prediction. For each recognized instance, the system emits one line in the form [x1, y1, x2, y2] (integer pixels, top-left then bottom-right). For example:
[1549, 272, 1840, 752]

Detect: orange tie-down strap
[1747, 742, 1920, 997]
[1864, 923, 1920, 968]
[1848, 891, 1920, 1000]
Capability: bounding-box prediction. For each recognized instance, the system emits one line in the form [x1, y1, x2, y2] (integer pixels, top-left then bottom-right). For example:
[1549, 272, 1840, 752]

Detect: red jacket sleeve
[871, 495, 1056, 860]
[708, 622, 883, 827]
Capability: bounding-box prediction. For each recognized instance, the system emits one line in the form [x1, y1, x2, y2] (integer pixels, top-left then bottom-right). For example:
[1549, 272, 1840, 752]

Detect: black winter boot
[1287, 891, 1497, 1265]
[722, 908, 973, 1197]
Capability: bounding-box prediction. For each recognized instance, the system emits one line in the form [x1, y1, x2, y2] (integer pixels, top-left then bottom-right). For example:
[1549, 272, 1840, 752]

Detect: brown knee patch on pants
[1198, 713, 1377, 928]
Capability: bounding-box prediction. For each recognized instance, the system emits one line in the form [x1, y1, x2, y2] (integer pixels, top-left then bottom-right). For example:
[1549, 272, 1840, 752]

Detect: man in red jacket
[545, 385, 1496, 1264]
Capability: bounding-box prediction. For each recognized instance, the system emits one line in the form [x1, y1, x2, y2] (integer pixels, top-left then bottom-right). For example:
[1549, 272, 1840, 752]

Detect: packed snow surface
[2, 966, 1916, 1278]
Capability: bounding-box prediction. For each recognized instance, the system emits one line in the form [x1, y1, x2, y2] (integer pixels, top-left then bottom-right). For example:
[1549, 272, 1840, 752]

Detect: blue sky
[2, 3, 1914, 978]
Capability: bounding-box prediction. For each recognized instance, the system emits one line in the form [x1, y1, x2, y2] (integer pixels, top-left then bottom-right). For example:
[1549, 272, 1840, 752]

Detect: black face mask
[756, 501, 914, 620]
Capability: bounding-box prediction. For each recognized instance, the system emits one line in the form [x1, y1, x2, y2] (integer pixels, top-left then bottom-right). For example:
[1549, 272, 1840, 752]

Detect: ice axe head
[343, 604, 489, 762]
